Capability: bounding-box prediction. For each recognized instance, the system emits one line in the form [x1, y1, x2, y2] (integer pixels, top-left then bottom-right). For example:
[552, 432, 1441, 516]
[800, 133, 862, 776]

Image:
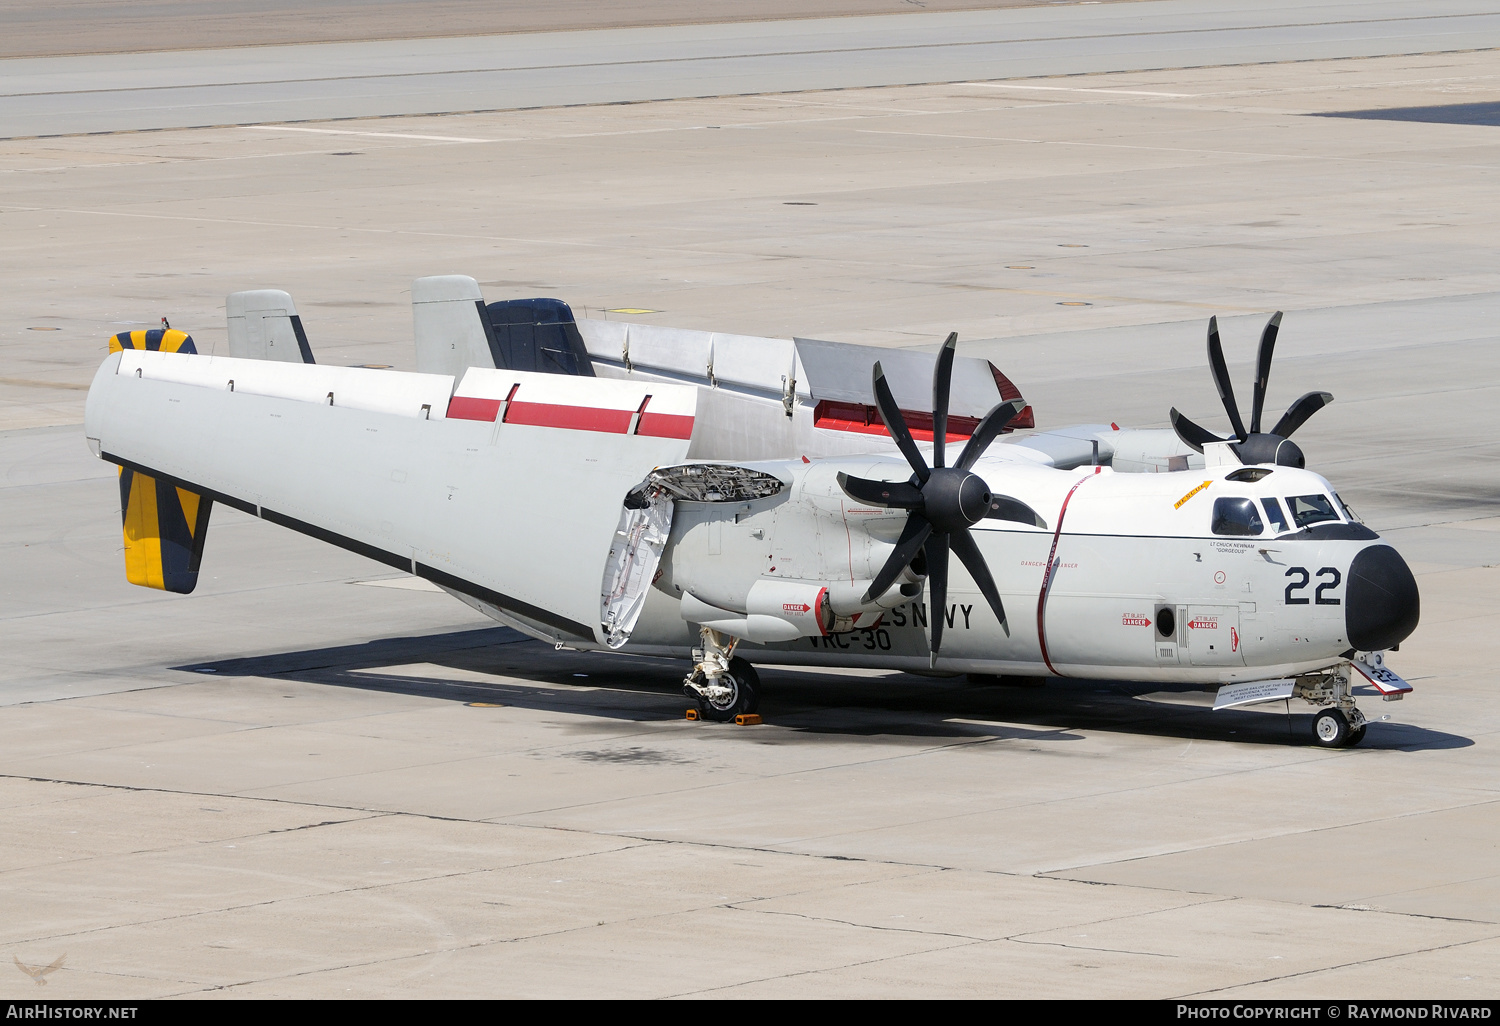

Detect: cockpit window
[1288, 494, 1340, 529]
[1211, 497, 1264, 536]
[1261, 497, 1289, 533]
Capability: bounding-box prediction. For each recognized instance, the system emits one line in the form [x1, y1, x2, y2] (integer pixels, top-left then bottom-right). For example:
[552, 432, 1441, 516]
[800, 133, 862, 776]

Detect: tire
[1349, 723, 1367, 746]
[732, 659, 761, 714]
[1312, 708, 1350, 748]
[697, 658, 760, 722]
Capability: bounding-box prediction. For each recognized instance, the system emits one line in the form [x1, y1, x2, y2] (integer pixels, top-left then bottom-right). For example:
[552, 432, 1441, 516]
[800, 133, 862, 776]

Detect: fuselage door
[1185, 604, 1245, 666]
[600, 488, 675, 649]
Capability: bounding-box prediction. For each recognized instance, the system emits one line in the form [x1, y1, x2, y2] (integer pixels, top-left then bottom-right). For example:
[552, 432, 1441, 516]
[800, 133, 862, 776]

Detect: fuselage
[620, 457, 1419, 684]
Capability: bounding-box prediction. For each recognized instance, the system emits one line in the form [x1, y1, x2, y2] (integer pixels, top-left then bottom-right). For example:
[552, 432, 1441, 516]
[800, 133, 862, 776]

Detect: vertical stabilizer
[485, 298, 594, 377]
[118, 466, 213, 594]
[413, 275, 499, 380]
[107, 325, 215, 590]
[226, 290, 315, 363]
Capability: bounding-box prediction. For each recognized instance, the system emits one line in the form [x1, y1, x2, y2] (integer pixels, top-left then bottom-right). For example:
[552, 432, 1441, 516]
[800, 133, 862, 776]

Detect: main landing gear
[682, 626, 760, 722]
[1298, 664, 1368, 748]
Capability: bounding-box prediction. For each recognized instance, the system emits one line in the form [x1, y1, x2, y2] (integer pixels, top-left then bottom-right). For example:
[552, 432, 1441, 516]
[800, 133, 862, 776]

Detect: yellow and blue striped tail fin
[110, 329, 211, 592]
[118, 467, 213, 594]
[109, 328, 196, 355]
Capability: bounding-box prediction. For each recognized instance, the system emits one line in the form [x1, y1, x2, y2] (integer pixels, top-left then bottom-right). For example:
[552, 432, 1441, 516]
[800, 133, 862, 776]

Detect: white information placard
[1213, 678, 1296, 711]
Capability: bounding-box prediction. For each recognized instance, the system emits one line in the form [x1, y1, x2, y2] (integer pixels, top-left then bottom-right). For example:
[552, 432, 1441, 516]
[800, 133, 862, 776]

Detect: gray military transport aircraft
[84, 278, 1420, 747]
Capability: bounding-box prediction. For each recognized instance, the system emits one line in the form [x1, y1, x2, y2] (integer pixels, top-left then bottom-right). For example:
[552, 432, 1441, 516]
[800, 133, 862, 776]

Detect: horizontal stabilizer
[110, 328, 196, 355]
[227, 290, 315, 363]
[118, 465, 212, 593]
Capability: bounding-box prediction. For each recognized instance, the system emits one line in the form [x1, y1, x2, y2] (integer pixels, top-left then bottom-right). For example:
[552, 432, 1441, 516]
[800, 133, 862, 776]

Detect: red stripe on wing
[812, 400, 975, 442]
[447, 396, 502, 421]
[505, 402, 633, 433]
[636, 412, 695, 439]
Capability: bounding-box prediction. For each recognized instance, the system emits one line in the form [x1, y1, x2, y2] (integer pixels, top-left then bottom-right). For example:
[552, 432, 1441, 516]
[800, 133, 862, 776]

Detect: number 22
[1285, 566, 1341, 605]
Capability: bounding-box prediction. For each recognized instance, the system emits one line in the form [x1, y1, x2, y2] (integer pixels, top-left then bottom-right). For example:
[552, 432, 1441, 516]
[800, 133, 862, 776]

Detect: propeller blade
[926, 532, 950, 662]
[837, 472, 923, 509]
[1269, 390, 1334, 439]
[1170, 408, 1226, 454]
[955, 398, 1027, 471]
[985, 493, 1047, 528]
[950, 529, 1007, 633]
[872, 361, 931, 484]
[1250, 311, 1281, 435]
[862, 513, 933, 604]
[931, 332, 958, 469]
[1206, 316, 1248, 441]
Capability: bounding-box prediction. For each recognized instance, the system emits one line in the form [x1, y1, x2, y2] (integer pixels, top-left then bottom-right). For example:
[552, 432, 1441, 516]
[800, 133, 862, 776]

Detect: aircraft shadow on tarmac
[179, 627, 1471, 752]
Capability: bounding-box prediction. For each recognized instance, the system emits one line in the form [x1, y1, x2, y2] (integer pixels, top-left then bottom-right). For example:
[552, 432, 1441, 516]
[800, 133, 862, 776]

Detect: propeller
[1169, 312, 1333, 468]
[836, 333, 1044, 663]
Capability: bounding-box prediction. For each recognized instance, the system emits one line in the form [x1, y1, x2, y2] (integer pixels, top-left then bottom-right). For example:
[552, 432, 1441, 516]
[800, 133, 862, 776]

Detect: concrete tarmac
[0, 0, 1064, 60]
[2, 15, 1499, 1000]
[5, 1, 1500, 138]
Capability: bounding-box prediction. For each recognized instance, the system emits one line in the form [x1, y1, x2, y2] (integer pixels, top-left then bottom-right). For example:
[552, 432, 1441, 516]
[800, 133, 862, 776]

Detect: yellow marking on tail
[108, 328, 193, 355]
[176, 486, 201, 537]
[160, 329, 192, 353]
[122, 470, 165, 590]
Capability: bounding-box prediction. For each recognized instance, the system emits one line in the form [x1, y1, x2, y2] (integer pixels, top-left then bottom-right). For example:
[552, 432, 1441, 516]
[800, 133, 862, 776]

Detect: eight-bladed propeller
[1170, 312, 1333, 468]
[836, 333, 1044, 662]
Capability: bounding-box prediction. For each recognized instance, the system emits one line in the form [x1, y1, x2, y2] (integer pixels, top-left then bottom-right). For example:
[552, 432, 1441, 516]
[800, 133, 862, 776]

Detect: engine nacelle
[681, 579, 891, 643]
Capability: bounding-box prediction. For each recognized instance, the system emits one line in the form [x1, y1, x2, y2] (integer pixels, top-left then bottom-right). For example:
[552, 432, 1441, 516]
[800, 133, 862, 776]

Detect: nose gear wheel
[1313, 707, 1350, 747]
[1300, 663, 1368, 748]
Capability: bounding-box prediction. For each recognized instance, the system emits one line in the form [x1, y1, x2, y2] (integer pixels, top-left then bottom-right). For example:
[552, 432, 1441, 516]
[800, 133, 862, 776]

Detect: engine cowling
[680, 579, 897, 643]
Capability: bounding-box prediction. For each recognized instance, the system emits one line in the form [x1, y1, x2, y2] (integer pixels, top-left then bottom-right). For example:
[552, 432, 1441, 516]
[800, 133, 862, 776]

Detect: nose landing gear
[683, 626, 761, 722]
[1313, 707, 1368, 747]
[1299, 664, 1368, 748]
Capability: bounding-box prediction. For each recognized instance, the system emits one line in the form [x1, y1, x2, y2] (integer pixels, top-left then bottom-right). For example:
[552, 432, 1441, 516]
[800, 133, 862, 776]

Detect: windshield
[1287, 493, 1341, 529]
[1261, 497, 1289, 533]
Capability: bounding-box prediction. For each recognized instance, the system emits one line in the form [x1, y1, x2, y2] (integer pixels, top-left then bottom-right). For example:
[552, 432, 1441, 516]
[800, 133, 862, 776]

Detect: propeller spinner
[836, 333, 1043, 663]
[1170, 312, 1333, 468]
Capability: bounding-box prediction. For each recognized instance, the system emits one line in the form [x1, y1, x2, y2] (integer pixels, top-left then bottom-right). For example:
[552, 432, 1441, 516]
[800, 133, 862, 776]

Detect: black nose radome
[1346, 544, 1420, 652]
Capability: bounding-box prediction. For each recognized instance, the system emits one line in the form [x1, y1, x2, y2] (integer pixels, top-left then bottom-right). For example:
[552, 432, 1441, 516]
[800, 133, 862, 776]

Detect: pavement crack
[666, 936, 986, 998]
[730, 904, 986, 942]
[1011, 936, 1180, 959]
[1309, 903, 1496, 926]
[1178, 931, 1500, 997]
[264, 816, 375, 835]
[1038, 796, 1500, 880]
